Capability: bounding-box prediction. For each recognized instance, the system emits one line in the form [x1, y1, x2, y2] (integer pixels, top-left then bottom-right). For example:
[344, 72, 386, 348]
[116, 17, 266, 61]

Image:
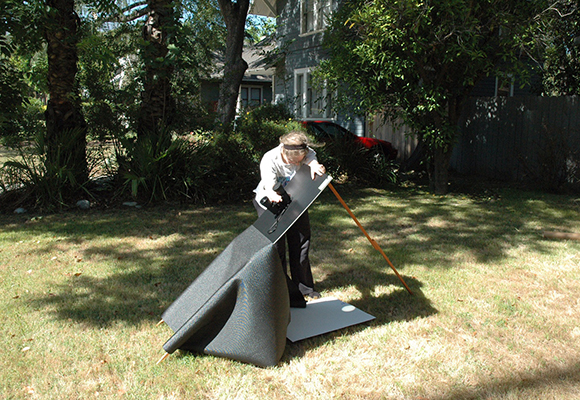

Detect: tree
[319, 0, 546, 194]
[45, 0, 89, 185]
[537, 1, 580, 95]
[216, 0, 250, 128]
[246, 15, 276, 44]
[137, 0, 177, 141]
[2, 0, 89, 186]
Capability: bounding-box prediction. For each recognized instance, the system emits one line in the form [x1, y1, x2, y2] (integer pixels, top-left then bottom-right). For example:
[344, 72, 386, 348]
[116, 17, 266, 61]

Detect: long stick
[328, 183, 413, 295]
[156, 352, 170, 365]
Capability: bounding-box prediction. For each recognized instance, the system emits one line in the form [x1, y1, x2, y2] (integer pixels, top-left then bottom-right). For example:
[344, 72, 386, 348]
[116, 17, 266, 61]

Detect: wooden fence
[367, 115, 417, 161]
[452, 96, 580, 182]
[368, 96, 580, 183]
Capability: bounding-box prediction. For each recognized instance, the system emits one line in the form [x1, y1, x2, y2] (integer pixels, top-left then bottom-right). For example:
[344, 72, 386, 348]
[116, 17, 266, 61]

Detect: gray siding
[274, 0, 328, 108]
[274, 0, 366, 135]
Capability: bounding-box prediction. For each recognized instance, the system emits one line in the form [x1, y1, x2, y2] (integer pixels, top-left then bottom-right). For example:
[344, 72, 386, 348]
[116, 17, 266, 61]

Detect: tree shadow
[313, 184, 578, 272]
[26, 205, 258, 327]
[433, 360, 580, 399]
[15, 183, 578, 332]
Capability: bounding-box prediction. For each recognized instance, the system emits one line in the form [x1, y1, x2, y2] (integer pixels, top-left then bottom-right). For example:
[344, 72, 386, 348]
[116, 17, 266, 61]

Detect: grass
[1, 183, 580, 399]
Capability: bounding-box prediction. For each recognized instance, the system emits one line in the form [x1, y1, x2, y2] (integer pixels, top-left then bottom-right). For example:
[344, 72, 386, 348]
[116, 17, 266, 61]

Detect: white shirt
[254, 144, 317, 208]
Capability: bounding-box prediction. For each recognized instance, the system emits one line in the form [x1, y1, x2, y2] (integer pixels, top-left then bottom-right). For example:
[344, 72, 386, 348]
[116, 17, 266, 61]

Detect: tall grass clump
[0, 131, 90, 212]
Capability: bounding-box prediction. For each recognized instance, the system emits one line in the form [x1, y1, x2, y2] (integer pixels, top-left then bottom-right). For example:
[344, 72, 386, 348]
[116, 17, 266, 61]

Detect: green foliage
[322, 0, 543, 127]
[319, 0, 547, 193]
[116, 129, 183, 203]
[243, 102, 294, 122]
[76, 3, 225, 139]
[0, 44, 26, 144]
[234, 103, 297, 157]
[245, 15, 276, 44]
[0, 35, 48, 146]
[78, 24, 140, 141]
[315, 135, 397, 187]
[190, 132, 259, 203]
[115, 129, 258, 204]
[17, 99, 46, 143]
[235, 103, 398, 186]
[0, 130, 90, 211]
[537, 0, 580, 95]
[170, 14, 226, 132]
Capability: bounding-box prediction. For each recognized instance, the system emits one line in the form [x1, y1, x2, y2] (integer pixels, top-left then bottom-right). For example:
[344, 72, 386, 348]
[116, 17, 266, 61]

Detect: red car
[302, 120, 398, 161]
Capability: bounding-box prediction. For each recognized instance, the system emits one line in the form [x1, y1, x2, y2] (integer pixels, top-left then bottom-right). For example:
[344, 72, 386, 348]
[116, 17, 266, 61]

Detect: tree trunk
[44, 0, 87, 184]
[427, 96, 464, 195]
[429, 146, 452, 194]
[138, 0, 176, 143]
[217, 0, 250, 128]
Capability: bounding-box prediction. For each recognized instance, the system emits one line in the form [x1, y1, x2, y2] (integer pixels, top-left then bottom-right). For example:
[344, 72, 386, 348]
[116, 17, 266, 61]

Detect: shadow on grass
[6, 183, 577, 333]
[317, 266, 436, 322]
[433, 360, 580, 400]
[282, 268, 437, 362]
[313, 184, 579, 270]
[22, 205, 258, 328]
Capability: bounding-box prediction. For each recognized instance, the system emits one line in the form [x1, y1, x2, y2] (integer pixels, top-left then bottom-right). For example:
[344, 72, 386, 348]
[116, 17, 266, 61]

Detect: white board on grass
[286, 297, 375, 342]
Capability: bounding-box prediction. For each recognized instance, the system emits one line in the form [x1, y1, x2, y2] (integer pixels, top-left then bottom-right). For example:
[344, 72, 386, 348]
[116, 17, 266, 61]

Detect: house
[200, 43, 274, 115]
[250, 0, 568, 176]
[250, 0, 426, 160]
[250, 0, 367, 136]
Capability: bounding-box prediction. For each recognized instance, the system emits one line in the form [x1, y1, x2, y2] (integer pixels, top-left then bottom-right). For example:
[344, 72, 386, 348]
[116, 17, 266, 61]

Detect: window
[495, 76, 514, 97]
[301, 0, 331, 34]
[240, 86, 263, 109]
[294, 68, 332, 119]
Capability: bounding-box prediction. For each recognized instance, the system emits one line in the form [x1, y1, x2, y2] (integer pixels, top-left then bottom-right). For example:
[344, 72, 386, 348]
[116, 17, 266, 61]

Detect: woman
[254, 131, 326, 300]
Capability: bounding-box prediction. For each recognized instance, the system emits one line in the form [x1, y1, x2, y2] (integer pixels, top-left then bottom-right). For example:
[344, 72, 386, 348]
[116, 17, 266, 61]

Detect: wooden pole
[328, 183, 413, 295]
[156, 352, 170, 365]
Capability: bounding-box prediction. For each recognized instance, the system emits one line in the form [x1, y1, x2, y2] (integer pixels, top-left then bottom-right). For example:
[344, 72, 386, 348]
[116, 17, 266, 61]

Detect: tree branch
[117, 2, 150, 23]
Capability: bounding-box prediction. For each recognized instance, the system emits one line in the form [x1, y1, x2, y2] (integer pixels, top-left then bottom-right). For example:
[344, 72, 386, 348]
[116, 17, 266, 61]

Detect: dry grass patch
[1, 186, 580, 399]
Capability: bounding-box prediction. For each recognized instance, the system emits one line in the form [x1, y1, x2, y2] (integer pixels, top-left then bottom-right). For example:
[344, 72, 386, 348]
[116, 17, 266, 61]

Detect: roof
[207, 42, 275, 80]
[250, 0, 283, 17]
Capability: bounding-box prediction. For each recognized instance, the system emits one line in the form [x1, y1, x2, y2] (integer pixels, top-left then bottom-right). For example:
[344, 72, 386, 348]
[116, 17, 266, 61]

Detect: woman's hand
[268, 192, 283, 203]
[308, 160, 326, 179]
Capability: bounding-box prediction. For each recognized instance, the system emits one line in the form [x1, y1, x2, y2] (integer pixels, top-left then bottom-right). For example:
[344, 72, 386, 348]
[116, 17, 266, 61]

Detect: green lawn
[1, 184, 579, 399]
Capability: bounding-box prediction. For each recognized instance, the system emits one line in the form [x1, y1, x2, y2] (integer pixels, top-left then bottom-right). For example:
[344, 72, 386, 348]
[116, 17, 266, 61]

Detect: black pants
[253, 199, 314, 288]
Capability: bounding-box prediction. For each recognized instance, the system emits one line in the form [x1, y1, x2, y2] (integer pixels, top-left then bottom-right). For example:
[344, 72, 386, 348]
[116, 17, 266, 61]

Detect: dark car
[302, 120, 398, 161]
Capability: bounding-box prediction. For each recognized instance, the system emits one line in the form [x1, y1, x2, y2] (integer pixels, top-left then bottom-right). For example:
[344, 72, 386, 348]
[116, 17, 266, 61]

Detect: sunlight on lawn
[1, 187, 579, 399]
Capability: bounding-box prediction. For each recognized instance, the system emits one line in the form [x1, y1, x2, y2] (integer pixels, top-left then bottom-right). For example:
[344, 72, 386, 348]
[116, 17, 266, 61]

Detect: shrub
[115, 129, 258, 204]
[242, 102, 294, 123]
[189, 132, 259, 203]
[0, 130, 90, 212]
[235, 103, 298, 158]
[237, 103, 398, 186]
[315, 136, 398, 186]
